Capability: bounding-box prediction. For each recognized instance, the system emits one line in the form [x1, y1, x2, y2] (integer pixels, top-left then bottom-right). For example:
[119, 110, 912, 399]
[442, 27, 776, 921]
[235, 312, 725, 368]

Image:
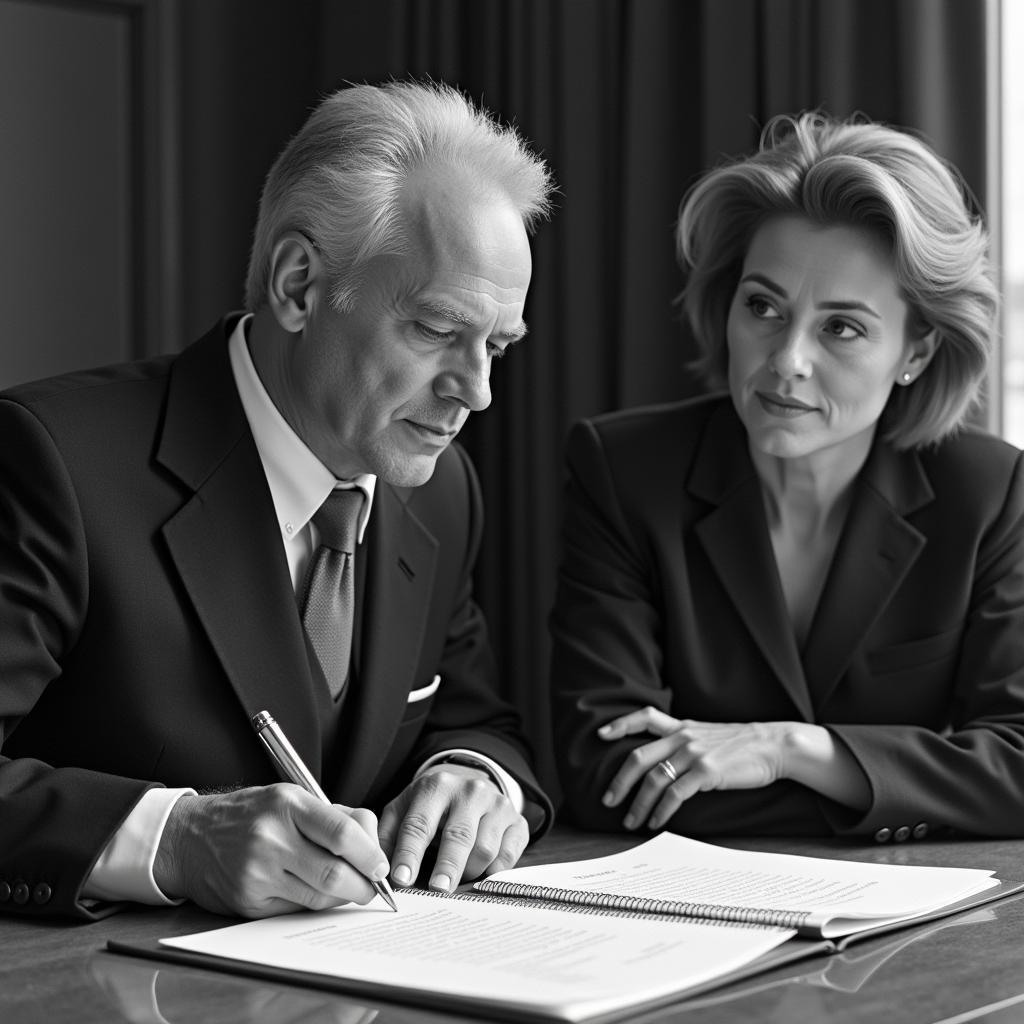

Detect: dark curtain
[174, 0, 991, 800]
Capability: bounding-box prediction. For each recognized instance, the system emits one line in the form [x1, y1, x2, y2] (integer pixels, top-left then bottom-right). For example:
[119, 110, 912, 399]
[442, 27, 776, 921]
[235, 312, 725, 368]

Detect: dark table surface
[3, 825, 1024, 1024]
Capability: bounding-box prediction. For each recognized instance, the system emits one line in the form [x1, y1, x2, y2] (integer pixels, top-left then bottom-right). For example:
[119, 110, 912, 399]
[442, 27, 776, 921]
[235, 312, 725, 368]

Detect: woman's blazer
[551, 394, 1024, 839]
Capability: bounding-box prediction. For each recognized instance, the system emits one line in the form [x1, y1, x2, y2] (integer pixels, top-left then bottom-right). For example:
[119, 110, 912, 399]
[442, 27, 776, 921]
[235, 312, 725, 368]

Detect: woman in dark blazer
[551, 112, 1024, 841]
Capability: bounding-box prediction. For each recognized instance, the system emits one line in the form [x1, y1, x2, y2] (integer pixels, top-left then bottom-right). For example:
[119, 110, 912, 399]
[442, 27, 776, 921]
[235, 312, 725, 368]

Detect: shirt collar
[227, 315, 376, 544]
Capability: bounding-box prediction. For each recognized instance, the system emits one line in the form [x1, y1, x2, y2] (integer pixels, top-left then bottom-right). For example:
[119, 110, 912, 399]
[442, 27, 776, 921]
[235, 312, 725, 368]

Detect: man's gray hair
[245, 79, 554, 312]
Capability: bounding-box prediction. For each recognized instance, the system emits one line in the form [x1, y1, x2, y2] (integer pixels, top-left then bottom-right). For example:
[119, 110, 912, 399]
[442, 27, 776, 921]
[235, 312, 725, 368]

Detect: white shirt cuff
[415, 748, 525, 814]
[83, 788, 196, 905]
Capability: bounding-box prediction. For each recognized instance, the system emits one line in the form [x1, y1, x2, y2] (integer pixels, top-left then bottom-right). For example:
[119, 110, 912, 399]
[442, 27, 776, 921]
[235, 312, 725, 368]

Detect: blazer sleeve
[550, 418, 698, 831]
[0, 399, 153, 919]
[403, 443, 553, 835]
[827, 447, 1024, 838]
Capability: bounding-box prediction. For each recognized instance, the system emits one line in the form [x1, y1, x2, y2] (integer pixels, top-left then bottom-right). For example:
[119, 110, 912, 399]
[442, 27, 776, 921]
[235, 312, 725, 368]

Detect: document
[149, 892, 797, 1023]
[473, 832, 1005, 939]
[108, 834, 1021, 1024]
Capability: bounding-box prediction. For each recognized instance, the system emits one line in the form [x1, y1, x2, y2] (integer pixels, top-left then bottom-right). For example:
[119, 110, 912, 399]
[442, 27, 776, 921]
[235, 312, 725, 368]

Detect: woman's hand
[598, 707, 870, 829]
[598, 708, 789, 830]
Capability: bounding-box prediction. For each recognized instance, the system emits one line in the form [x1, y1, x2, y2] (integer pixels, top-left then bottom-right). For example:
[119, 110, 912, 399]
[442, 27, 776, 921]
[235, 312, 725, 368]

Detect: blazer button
[0, 881, 10, 903]
[12, 881, 29, 905]
[32, 883, 52, 905]
[894, 826, 911, 842]
[874, 827, 892, 843]
[912, 822, 929, 840]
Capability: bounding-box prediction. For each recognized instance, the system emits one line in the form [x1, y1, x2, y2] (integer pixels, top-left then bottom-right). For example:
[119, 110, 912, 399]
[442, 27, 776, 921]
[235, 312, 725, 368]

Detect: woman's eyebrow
[740, 274, 880, 318]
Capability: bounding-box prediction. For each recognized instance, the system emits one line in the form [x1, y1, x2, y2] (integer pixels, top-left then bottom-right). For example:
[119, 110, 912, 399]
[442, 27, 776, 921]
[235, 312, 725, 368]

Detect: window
[1000, 0, 1024, 444]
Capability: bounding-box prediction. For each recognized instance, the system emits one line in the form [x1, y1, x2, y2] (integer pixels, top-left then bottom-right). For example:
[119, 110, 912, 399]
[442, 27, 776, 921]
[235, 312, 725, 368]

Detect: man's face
[284, 173, 533, 486]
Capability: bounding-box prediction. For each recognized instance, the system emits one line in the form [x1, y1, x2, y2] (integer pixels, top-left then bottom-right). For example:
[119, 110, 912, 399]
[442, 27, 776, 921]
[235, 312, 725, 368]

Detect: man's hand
[378, 764, 529, 892]
[153, 785, 390, 917]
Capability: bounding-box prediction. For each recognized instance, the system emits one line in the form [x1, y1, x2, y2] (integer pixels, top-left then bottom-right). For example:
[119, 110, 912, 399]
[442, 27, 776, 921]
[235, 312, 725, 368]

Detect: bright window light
[1001, 0, 1024, 445]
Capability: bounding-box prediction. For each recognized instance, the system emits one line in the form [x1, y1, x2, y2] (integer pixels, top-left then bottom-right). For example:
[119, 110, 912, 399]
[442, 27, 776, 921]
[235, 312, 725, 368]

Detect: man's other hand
[378, 764, 528, 892]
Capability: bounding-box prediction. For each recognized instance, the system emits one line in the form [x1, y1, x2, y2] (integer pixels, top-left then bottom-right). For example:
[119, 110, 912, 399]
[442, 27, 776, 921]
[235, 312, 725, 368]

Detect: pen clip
[251, 709, 329, 802]
[252, 710, 275, 733]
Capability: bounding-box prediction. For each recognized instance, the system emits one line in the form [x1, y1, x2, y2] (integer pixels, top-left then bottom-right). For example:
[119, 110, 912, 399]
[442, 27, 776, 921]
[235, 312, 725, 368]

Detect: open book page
[473, 833, 999, 938]
[159, 889, 796, 1023]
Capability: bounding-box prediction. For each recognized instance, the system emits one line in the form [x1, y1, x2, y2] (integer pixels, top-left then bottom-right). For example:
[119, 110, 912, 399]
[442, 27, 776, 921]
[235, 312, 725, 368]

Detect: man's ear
[267, 232, 322, 333]
[901, 325, 939, 385]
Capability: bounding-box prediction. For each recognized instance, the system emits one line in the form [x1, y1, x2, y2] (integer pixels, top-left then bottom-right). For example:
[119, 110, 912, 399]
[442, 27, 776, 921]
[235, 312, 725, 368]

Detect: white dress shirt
[84, 316, 520, 905]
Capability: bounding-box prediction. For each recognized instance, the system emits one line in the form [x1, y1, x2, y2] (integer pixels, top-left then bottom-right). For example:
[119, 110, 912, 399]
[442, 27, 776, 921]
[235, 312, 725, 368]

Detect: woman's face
[726, 215, 929, 464]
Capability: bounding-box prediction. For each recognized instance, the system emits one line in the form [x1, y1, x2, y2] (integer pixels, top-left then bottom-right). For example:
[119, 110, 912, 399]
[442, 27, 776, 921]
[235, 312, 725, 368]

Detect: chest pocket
[866, 627, 962, 676]
[844, 627, 964, 726]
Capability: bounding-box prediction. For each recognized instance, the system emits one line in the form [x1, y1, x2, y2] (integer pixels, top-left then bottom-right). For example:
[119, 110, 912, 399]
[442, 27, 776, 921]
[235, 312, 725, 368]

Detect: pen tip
[375, 880, 398, 912]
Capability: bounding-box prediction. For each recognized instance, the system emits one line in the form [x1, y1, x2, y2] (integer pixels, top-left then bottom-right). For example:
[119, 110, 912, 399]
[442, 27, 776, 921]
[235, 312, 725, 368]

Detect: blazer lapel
[329, 482, 439, 802]
[690, 404, 814, 721]
[155, 321, 323, 775]
[802, 441, 931, 705]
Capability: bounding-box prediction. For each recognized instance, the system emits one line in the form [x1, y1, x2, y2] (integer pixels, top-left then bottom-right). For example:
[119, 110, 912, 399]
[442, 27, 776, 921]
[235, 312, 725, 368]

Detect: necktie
[301, 488, 364, 699]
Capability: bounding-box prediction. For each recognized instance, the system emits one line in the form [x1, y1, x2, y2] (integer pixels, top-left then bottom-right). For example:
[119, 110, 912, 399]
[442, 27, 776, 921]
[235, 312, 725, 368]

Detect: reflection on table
[90, 952, 381, 1024]
[5, 827, 1024, 1024]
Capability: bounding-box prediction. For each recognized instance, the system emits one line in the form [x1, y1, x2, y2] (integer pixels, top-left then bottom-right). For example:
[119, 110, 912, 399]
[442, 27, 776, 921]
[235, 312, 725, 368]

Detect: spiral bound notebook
[471, 832, 1016, 941]
[108, 834, 1023, 1024]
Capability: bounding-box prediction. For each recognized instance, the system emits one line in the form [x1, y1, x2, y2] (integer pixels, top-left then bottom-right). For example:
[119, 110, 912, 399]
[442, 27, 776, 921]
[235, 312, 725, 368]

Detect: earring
[902, 372, 912, 383]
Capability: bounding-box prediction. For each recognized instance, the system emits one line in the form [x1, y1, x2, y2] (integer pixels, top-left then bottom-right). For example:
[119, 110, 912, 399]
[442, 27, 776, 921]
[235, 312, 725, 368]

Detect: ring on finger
[656, 759, 678, 783]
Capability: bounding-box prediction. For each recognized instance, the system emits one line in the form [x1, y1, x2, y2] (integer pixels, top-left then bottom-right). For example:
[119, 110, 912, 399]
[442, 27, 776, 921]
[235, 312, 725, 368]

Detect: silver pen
[251, 710, 398, 912]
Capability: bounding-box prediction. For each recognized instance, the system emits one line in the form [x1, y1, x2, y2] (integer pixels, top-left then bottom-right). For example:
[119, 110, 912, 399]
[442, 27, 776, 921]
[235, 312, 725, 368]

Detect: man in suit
[0, 80, 554, 919]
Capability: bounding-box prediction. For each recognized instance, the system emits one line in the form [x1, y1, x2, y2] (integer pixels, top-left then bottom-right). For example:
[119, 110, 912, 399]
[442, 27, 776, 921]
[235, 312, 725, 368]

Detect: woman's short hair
[676, 111, 998, 449]
[245, 79, 554, 314]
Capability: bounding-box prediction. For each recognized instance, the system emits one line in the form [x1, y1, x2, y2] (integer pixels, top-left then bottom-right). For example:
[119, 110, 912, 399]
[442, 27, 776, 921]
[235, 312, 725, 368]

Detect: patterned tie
[301, 488, 364, 699]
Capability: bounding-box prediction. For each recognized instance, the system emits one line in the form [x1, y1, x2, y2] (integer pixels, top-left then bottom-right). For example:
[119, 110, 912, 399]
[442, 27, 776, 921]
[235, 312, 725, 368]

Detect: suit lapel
[802, 442, 931, 706]
[690, 404, 814, 721]
[329, 482, 439, 802]
[156, 321, 323, 776]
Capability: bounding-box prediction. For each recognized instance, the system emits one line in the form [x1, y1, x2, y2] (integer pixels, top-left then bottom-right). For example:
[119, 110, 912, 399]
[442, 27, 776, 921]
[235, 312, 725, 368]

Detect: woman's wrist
[778, 721, 828, 783]
[777, 722, 871, 808]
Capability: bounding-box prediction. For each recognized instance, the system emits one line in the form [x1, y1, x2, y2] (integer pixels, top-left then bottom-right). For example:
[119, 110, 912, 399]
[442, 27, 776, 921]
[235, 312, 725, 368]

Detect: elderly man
[0, 80, 554, 919]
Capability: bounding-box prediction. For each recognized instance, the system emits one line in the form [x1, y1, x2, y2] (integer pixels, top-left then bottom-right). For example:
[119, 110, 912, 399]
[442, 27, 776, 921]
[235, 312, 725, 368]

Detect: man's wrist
[432, 753, 501, 788]
[153, 793, 200, 900]
[416, 749, 525, 813]
[84, 787, 195, 906]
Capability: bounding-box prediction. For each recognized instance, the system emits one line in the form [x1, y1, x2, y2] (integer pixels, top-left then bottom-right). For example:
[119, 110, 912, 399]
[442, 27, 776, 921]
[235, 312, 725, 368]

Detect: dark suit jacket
[551, 395, 1024, 839]
[0, 317, 550, 919]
